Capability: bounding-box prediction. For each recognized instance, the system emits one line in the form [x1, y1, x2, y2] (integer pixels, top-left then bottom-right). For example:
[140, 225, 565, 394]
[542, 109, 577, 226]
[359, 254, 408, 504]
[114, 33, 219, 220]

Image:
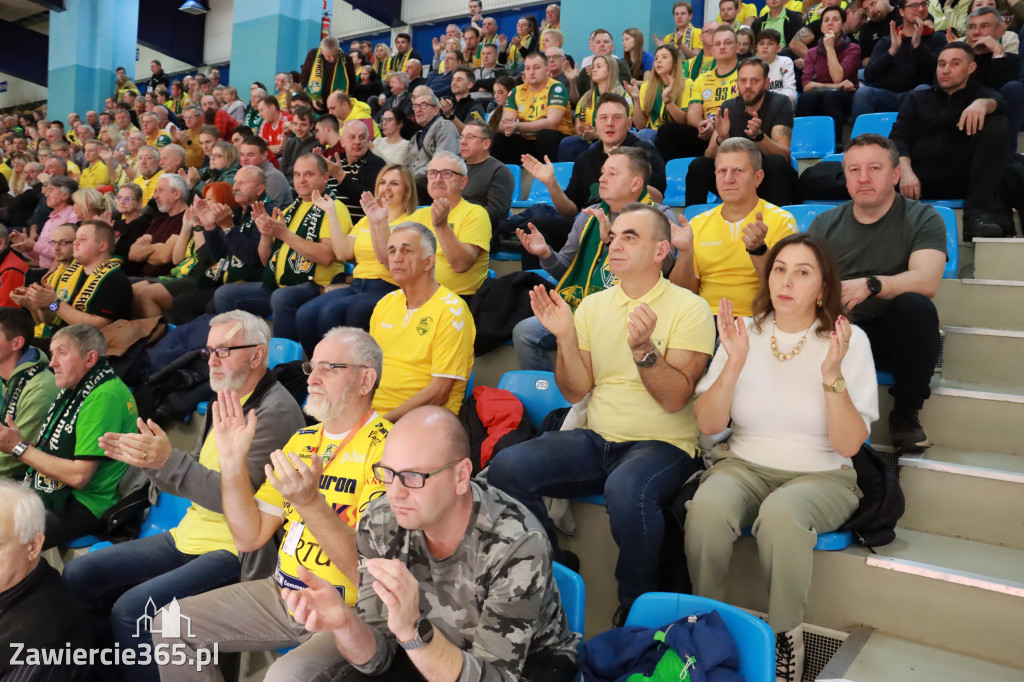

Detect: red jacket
[0, 247, 29, 308]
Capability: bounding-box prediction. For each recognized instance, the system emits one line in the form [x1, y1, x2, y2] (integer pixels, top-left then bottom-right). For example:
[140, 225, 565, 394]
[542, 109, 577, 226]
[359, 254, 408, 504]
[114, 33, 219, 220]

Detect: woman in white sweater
[685, 233, 878, 682]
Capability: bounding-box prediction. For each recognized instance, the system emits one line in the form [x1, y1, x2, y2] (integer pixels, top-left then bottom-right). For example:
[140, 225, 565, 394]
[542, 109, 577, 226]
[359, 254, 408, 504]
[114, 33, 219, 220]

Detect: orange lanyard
[315, 409, 376, 466]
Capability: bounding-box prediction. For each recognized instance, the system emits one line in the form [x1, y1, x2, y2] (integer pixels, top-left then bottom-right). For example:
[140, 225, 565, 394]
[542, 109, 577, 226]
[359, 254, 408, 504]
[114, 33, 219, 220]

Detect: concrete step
[871, 380, 1024, 456]
[933, 279, 1024, 331]
[820, 629, 1024, 681]
[898, 445, 1024, 550]
[973, 237, 1024, 281]
[940, 325, 1024, 388]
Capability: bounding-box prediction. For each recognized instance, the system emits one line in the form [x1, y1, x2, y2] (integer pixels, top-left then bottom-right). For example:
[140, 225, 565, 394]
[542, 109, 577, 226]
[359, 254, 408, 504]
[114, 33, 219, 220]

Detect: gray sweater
[145, 374, 306, 582]
[464, 156, 515, 230]
[408, 115, 461, 180]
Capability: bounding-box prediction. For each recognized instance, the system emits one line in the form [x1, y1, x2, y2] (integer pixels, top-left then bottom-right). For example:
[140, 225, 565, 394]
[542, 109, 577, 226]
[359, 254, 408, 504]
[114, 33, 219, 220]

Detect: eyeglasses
[210, 152, 225, 158]
[903, 2, 927, 7]
[459, 134, 486, 141]
[426, 169, 465, 180]
[199, 344, 258, 359]
[371, 460, 461, 488]
[411, 102, 437, 110]
[48, 239, 75, 247]
[301, 361, 367, 375]
[115, 195, 136, 202]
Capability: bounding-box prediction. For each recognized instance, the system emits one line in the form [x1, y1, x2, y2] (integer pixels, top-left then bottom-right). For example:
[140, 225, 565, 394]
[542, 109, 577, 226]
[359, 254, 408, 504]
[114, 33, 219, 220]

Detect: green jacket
[0, 348, 58, 479]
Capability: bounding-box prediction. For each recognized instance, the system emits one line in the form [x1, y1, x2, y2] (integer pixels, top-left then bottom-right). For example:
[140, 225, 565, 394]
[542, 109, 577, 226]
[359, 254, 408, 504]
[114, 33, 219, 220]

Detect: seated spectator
[460, 121, 515, 231]
[626, 45, 692, 151]
[189, 139, 241, 196]
[3, 161, 43, 228]
[405, 59, 427, 91]
[969, 0, 1021, 51]
[301, 35, 357, 115]
[428, 49, 463, 100]
[808, 134, 946, 452]
[462, 25, 484, 67]
[221, 85, 246, 122]
[167, 80, 190, 116]
[377, 72, 415, 130]
[891, 41, 1013, 238]
[544, 46, 575, 93]
[501, 14, 542, 74]
[140, 111, 171, 149]
[623, 28, 655, 83]
[0, 324, 135, 547]
[439, 66, 487, 132]
[407, 91, 462, 196]
[173, 105, 207, 168]
[561, 55, 632, 163]
[127, 174, 186, 278]
[370, 223, 475, 421]
[327, 91, 379, 141]
[388, 33, 424, 79]
[480, 17, 501, 51]
[686, 57, 798, 206]
[683, 25, 743, 161]
[577, 28, 631, 92]
[796, 7, 860, 147]
[77, 140, 112, 189]
[315, 113, 345, 160]
[491, 53, 574, 164]
[256, 95, 292, 156]
[279, 406, 580, 682]
[965, 7, 1024, 149]
[154, 327, 391, 680]
[128, 145, 164, 205]
[931, 0, 971, 34]
[514, 147, 678, 370]
[200, 94, 240, 141]
[11, 175, 79, 270]
[25, 223, 76, 337]
[853, 0, 946, 119]
[736, 25, 757, 58]
[242, 86, 266, 132]
[756, 29, 798, 103]
[752, 0, 805, 55]
[372, 109, 411, 165]
[215, 154, 346, 342]
[63, 311, 304, 682]
[0, 308, 57, 480]
[859, 0, 902, 66]
[239, 135, 293, 208]
[0, 480, 95, 680]
[280, 105, 318, 182]
[0, 226, 29, 308]
[686, 234, 878, 682]
[489, 204, 715, 625]
[719, 0, 759, 26]
[322, 120, 387, 221]
[674, 138, 797, 317]
[296, 164, 416, 352]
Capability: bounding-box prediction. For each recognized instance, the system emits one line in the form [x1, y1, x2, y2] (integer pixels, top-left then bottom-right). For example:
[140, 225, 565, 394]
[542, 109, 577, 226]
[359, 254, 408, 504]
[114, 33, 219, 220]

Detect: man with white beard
[152, 326, 392, 682]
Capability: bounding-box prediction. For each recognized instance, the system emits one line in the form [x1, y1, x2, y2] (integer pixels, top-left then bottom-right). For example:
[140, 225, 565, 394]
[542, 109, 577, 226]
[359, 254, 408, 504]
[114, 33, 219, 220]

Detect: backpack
[469, 271, 554, 355]
[836, 443, 906, 548]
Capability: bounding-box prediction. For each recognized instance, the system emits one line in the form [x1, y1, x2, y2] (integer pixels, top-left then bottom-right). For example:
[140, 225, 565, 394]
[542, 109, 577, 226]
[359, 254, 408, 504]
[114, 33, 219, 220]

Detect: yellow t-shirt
[506, 78, 575, 136]
[665, 26, 703, 51]
[274, 199, 350, 287]
[350, 213, 411, 283]
[717, 3, 759, 23]
[169, 391, 255, 556]
[134, 169, 164, 205]
[409, 200, 491, 295]
[689, 66, 739, 118]
[0, 162, 11, 182]
[370, 286, 475, 416]
[759, 0, 805, 15]
[183, 130, 205, 168]
[78, 161, 110, 189]
[65, 160, 82, 181]
[575, 277, 715, 454]
[275, 92, 290, 110]
[254, 416, 390, 602]
[638, 80, 691, 130]
[690, 198, 796, 316]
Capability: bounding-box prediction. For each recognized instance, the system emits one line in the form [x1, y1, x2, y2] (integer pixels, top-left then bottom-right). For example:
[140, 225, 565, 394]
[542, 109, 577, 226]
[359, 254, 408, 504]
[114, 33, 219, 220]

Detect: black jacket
[864, 30, 947, 91]
[752, 9, 806, 46]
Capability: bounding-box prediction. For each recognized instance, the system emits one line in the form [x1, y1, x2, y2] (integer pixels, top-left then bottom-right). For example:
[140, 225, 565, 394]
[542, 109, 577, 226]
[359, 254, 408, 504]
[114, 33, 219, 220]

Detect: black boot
[889, 409, 930, 453]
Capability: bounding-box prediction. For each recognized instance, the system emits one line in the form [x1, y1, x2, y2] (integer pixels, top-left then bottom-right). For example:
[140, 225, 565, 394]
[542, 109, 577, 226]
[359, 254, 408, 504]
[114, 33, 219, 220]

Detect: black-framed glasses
[199, 344, 258, 359]
[372, 460, 461, 488]
[426, 169, 465, 180]
[301, 361, 367, 375]
[48, 239, 75, 247]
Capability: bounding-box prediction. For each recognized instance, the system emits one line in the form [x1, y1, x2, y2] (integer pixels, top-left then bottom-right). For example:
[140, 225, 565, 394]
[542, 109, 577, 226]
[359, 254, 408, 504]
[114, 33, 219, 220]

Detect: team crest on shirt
[287, 251, 313, 274]
[416, 316, 433, 336]
[702, 88, 713, 99]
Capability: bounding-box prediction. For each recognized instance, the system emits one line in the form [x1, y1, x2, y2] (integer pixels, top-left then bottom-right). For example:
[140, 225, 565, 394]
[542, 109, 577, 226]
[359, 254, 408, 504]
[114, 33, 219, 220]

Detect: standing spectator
[301, 36, 358, 114]
[148, 60, 170, 93]
[659, 1, 704, 59]
[114, 66, 139, 103]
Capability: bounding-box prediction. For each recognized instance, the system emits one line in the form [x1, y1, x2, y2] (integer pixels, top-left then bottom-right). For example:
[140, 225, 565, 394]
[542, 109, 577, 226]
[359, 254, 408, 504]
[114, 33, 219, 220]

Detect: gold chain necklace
[770, 319, 809, 361]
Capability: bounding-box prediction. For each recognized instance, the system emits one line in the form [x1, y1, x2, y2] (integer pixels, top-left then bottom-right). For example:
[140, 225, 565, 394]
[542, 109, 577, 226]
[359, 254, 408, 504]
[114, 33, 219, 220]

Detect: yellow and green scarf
[40, 259, 121, 338]
[307, 47, 349, 102]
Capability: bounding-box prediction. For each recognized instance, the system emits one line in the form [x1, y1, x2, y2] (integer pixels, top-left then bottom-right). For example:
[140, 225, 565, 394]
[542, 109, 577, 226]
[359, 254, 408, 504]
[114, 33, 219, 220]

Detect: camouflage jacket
[353, 481, 581, 681]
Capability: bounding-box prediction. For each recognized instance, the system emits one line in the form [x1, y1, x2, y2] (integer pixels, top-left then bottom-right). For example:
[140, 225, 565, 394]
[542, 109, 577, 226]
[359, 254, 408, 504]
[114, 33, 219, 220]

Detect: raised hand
[580, 206, 613, 243]
[310, 188, 334, 212]
[99, 417, 172, 470]
[822, 315, 852, 383]
[366, 559, 422, 643]
[741, 212, 768, 252]
[520, 153, 556, 186]
[530, 285, 575, 339]
[697, 117, 716, 141]
[266, 449, 323, 508]
[716, 107, 731, 141]
[745, 110, 763, 139]
[669, 216, 694, 251]
[888, 20, 901, 56]
[211, 389, 258, 468]
[360, 191, 390, 224]
[186, 166, 201, 188]
[624, 78, 641, 100]
[430, 197, 452, 228]
[515, 222, 552, 258]
[717, 298, 749, 365]
[626, 302, 658, 353]
[281, 565, 355, 632]
[439, 98, 455, 117]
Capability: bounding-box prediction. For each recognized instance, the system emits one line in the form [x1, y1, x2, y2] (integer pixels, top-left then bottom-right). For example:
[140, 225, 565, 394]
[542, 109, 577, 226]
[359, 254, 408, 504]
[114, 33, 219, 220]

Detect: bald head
[387, 407, 470, 466]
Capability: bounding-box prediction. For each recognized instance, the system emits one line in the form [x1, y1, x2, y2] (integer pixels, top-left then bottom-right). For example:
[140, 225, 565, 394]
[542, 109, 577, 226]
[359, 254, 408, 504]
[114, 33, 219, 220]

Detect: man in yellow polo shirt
[688, 25, 741, 147]
[131, 146, 163, 205]
[671, 137, 796, 316]
[408, 151, 490, 298]
[370, 222, 475, 422]
[63, 311, 306, 681]
[488, 203, 715, 627]
[491, 51, 574, 165]
[77, 140, 111, 189]
[153, 326, 390, 681]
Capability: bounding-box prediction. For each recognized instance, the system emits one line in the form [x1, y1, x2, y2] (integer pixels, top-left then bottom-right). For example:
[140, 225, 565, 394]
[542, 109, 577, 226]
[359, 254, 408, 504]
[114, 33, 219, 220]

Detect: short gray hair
[53, 324, 107, 358]
[163, 144, 187, 163]
[412, 88, 439, 107]
[391, 221, 438, 258]
[323, 326, 383, 390]
[160, 173, 189, 198]
[321, 35, 341, 53]
[430, 150, 468, 176]
[48, 174, 77, 197]
[209, 310, 271, 368]
[137, 145, 160, 162]
[390, 71, 410, 85]
[717, 136, 762, 172]
[0, 479, 45, 543]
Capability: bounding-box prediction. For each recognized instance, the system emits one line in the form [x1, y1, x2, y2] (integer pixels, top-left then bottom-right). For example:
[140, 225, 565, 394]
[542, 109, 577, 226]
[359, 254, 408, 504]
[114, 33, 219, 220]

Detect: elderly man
[809, 134, 946, 452]
[140, 111, 171, 149]
[491, 53, 574, 165]
[11, 175, 79, 271]
[215, 154, 347, 342]
[427, 49, 463, 100]
[64, 311, 304, 682]
[279, 406, 581, 682]
[280, 105, 319, 182]
[514, 147, 679, 371]
[966, 7, 1024, 150]
[378, 71, 415, 123]
[322, 120, 387, 222]
[407, 90, 461, 195]
[127, 173, 186, 277]
[239, 135, 293, 207]
[201, 94, 240, 140]
[154, 327, 391, 681]
[370, 223, 476, 422]
[302, 35, 358, 114]
[77, 139, 111, 190]
[0, 324, 136, 547]
[460, 121, 514, 231]
[0, 480, 95, 680]
[127, 145, 164, 205]
[489, 204, 715, 626]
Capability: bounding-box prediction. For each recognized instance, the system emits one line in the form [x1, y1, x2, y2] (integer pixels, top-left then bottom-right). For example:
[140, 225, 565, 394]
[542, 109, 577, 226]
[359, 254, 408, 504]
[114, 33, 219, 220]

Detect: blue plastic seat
[931, 205, 959, 278]
[464, 369, 475, 401]
[487, 268, 497, 279]
[575, 493, 606, 505]
[819, 153, 844, 164]
[492, 250, 522, 261]
[527, 268, 559, 286]
[682, 203, 720, 221]
[876, 370, 895, 386]
[922, 198, 965, 210]
[65, 534, 105, 549]
[740, 526, 853, 551]
[496, 370, 571, 428]
[86, 493, 192, 553]
[625, 592, 775, 682]
[663, 157, 718, 207]
[525, 162, 573, 205]
[198, 337, 304, 415]
[552, 561, 586, 636]
[508, 164, 527, 209]
[850, 111, 898, 139]
[781, 204, 835, 233]
[791, 116, 836, 159]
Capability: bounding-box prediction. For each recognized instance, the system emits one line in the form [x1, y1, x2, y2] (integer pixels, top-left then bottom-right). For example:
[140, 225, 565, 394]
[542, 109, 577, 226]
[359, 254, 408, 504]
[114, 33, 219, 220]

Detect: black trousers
[169, 286, 218, 325]
[654, 121, 708, 162]
[855, 292, 940, 413]
[44, 495, 104, 549]
[341, 648, 577, 682]
[685, 153, 798, 207]
[491, 129, 567, 165]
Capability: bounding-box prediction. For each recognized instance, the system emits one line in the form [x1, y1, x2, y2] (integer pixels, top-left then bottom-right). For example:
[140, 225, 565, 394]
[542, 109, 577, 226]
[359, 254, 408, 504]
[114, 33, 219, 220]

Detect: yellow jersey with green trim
[638, 80, 691, 130]
[506, 78, 575, 136]
[409, 200, 491, 295]
[689, 66, 739, 118]
[254, 416, 390, 603]
[274, 199, 351, 287]
[134, 169, 164, 206]
[370, 285, 475, 416]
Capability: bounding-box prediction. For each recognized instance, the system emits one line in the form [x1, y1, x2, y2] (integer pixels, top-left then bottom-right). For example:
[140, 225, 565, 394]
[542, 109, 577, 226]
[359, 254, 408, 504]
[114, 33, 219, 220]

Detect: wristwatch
[634, 347, 659, 368]
[398, 618, 434, 651]
[750, 131, 765, 142]
[746, 242, 768, 256]
[192, 225, 204, 233]
[866, 276, 882, 298]
[12, 441, 30, 459]
[48, 300, 60, 313]
[823, 377, 847, 393]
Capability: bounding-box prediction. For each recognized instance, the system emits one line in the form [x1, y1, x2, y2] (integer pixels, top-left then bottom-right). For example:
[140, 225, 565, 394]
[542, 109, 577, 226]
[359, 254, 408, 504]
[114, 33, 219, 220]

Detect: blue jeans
[213, 281, 321, 342]
[1000, 81, 1024, 151]
[512, 315, 557, 372]
[62, 532, 241, 682]
[557, 135, 593, 164]
[213, 280, 272, 316]
[269, 281, 323, 343]
[850, 85, 910, 121]
[635, 128, 658, 146]
[487, 429, 701, 605]
[295, 278, 398, 356]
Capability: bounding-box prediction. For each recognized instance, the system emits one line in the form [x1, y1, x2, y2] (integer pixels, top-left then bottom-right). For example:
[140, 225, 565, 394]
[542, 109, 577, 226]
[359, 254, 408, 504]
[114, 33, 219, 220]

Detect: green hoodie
[0, 348, 59, 479]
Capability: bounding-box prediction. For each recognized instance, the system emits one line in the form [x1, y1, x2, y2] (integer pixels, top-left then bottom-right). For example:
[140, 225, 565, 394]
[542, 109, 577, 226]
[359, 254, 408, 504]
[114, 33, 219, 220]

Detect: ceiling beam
[346, 0, 403, 27]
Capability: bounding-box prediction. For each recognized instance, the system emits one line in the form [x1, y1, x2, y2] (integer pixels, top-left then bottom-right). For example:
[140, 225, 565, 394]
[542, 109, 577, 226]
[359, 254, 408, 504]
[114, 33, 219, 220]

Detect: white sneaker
[775, 624, 805, 682]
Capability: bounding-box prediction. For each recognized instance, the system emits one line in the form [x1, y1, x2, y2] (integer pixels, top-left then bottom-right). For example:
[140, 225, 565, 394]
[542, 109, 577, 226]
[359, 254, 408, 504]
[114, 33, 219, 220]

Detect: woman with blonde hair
[72, 187, 115, 222]
[559, 55, 633, 162]
[374, 43, 393, 77]
[99, 123, 127, 155]
[625, 44, 689, 147]
[221, 85, 246, 121]
[7, 153, 31, 196]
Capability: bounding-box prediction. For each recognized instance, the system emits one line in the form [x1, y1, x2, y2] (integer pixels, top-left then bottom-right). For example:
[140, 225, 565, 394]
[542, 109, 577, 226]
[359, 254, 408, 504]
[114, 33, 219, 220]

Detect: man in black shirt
[965, 7, 1024, 151]
[440, 66, 488, 133]
[858, 0, 902, 66]
[686, 57, 796, 206]
[324, 120, 386, 221]
[890, 41, 1012, 239]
